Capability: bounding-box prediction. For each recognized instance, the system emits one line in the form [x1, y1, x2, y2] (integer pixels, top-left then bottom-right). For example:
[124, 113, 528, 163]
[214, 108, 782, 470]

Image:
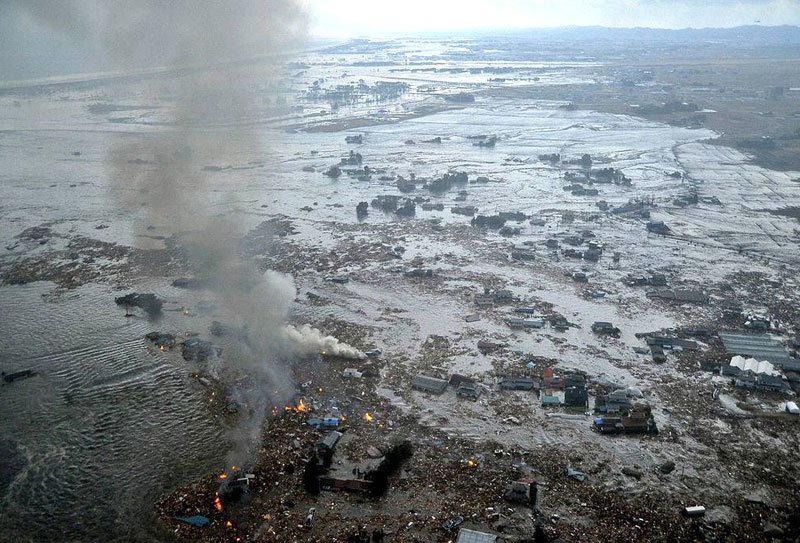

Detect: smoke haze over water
[11, 1, 364, 467]
[9, 0, 308, 72]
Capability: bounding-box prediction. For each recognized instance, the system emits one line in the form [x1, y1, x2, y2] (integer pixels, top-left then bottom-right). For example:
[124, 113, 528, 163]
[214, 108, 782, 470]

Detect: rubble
[145, 331, 176, 350]
[114, 292, 163, 317]
[324, 166, 342, 178]
[181, 337, 221, 362]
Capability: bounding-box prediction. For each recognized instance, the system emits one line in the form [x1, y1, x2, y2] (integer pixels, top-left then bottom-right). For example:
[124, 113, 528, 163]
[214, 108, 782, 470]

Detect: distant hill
[499, 25, 800, 43]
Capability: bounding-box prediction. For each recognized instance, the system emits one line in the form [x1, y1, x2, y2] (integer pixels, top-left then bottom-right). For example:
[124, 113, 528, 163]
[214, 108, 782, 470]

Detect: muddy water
[0, 281, 225, 541]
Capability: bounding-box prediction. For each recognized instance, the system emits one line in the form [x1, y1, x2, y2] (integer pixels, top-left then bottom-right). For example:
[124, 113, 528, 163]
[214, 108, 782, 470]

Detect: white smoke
[282, 324, 367, 360]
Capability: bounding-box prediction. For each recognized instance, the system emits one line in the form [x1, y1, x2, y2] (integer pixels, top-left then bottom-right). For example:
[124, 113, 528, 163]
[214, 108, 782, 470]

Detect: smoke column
[11, 1, 359, 467]
[283, 324, 368, 360]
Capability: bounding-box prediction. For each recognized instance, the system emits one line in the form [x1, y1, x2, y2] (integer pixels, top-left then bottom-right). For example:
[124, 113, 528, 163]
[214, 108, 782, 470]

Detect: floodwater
[1, 38, 799, 541]
[0, 282, 225, 541]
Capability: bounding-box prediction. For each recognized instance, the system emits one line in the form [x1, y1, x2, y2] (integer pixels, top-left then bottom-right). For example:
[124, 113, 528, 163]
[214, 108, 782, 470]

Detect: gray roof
[647, 289, 709, 303]
[781, 359, 800, 371]
[647, 336, 699, 350]
[500, 377, 534, 385]
[719, 332, 792, 366]
[457, 528, 497, 543]
[319, 431, 342, 450]
[412, 374, 448, 393]
[507, 317, 545, 328]
[592, 321, 615, 328]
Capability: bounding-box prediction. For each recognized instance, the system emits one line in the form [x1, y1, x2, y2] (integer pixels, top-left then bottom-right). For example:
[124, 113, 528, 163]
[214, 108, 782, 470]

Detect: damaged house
[564, 375, 589, 407]
[647, 289, 709, 304]
[734, 372, 788, 393]
[499, 377, 536, 391]
[594, 391, 633, 414]
[506, 317, 545, 329]
[412, 374, 449, 394]
[593, 408, 657, 435]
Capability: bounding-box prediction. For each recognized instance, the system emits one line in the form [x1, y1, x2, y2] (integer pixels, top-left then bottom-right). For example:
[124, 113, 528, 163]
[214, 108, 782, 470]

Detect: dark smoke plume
[14, 1, 362, 467]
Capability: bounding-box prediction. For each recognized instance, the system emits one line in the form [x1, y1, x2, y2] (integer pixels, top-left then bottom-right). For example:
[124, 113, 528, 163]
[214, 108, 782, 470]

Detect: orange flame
[214, 494, 223, 512]
[226, 521, 233, 528]
[466, 458, 478, 468]
[364, 412, 374, 422]
[218, 473, 228, 479]
[284, 398, 308, 413]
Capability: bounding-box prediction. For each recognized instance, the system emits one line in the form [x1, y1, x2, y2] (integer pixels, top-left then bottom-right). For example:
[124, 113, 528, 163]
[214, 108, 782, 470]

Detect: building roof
[719, 332, 792, 366]
[319, 431, 342, 450]
[782, 359, 800, 371]
[412, 374, 448, 393]
[542, 394, 562, 405]
[730, 355, 779, 376]
[592, 321, 614, 328]
[647, 289, 709, 303]
[564, 375, 586, 387]
[499, 377, 535, 389]
[457, 528, 497, 543]
[507, 317, 545, 328]
[565, 387, 588, 397]
[647, 336, 699, 350]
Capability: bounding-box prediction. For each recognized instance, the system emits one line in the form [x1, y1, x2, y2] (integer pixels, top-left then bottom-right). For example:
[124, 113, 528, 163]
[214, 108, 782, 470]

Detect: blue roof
[175, 515, 210, 528]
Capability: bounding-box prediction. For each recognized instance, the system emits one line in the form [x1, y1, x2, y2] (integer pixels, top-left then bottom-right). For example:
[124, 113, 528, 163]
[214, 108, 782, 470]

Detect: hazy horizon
[307, 0, 800, 37]
[1, 0, 800, 82]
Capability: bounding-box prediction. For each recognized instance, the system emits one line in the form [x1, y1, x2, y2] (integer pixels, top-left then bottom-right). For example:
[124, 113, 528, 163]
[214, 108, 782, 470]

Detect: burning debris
[284, 398, 309, 414]
[145, 332, 176, 351]
[218, 470, 255, 506]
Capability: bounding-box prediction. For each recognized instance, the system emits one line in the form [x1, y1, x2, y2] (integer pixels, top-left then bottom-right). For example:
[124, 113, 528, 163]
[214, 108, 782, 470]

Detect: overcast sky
[1, 0, 798, 81]
[306, 0, 800, 36]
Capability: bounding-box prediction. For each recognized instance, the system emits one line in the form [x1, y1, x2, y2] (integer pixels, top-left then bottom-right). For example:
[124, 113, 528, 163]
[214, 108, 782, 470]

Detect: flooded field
[1, 33, 799, 542]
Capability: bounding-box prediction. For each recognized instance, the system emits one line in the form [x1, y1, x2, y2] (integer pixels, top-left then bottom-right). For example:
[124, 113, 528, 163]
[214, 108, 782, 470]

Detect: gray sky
[1, 0, 799, 82]
[306, 0, 800, 36]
